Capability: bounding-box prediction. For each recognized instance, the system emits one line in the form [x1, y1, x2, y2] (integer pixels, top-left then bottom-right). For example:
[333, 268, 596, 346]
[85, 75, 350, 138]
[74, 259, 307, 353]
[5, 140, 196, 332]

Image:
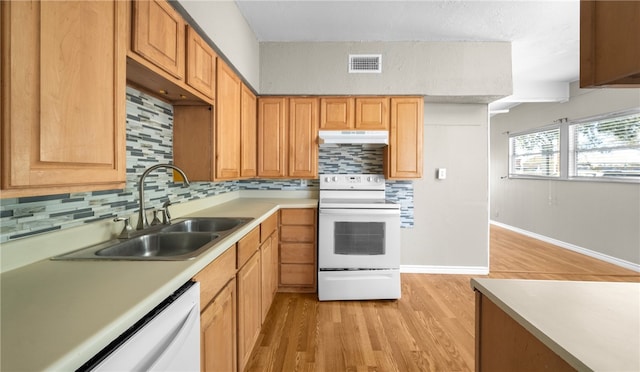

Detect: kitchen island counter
[471, 278, 640, 372]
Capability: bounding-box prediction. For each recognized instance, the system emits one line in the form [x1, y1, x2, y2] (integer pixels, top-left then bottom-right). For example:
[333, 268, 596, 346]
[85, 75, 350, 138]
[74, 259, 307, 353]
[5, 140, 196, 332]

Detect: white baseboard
[490, 220, 640, 273]
[400, 265, 489, 275]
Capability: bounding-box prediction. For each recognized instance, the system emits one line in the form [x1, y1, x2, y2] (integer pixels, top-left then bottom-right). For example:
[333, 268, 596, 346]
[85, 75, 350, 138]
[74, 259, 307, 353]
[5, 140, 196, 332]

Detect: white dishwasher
[80, 281, 200, 371]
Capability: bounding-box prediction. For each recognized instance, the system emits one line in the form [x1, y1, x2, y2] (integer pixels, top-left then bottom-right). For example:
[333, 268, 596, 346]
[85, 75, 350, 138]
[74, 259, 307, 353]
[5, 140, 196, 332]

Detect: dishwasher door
[88, 281, 200, 372]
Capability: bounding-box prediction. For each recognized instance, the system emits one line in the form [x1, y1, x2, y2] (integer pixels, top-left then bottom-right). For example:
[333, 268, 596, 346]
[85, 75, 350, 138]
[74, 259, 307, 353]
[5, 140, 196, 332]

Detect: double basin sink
[53, 217, 253, 261]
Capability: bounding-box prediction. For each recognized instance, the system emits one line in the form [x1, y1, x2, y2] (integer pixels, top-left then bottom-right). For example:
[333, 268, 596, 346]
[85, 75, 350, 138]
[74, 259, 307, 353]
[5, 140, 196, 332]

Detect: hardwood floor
[245, 224, 640, 372]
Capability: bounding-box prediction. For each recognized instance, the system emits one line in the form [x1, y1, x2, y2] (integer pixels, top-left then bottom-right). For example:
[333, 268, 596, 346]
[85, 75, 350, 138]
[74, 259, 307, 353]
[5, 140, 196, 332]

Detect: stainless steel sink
[161, 217, 253, 233]
[95, 232, 218, 259]
[52, 217, 254, 261]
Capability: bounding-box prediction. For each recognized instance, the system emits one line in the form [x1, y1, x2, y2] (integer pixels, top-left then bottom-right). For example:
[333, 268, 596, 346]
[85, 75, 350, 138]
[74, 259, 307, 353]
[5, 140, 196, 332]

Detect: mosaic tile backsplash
[0, 87, 413, 243]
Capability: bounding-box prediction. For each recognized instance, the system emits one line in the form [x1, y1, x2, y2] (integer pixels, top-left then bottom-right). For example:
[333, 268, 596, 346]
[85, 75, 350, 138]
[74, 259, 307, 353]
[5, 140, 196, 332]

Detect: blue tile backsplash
[0, 87, 413, 243]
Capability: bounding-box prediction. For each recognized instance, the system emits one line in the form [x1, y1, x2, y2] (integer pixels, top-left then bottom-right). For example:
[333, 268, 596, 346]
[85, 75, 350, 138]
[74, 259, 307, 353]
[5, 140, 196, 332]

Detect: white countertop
[0, 195, 317, 371]
[471, 278, 640, 372]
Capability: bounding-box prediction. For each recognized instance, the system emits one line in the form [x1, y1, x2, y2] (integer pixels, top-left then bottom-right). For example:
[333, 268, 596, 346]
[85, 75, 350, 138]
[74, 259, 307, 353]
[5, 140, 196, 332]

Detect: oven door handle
[320, 209, 400, 216]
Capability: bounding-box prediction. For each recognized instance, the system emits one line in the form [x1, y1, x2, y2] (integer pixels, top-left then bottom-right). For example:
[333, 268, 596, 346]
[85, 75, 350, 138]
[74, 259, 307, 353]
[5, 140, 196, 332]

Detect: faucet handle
[162, 200, 173, 224]
[114, 217, 133, 239]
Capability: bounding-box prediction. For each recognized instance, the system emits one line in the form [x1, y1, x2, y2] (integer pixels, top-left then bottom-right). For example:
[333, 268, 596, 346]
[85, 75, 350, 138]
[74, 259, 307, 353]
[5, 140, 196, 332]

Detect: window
[507, 108, 640, 183]
[569, 110, 640, 180]
[509, 127, 561, 178]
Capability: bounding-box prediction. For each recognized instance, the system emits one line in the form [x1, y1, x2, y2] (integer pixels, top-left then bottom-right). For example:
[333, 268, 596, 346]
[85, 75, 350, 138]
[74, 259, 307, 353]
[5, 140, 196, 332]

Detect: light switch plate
[437, 168, 447, 180]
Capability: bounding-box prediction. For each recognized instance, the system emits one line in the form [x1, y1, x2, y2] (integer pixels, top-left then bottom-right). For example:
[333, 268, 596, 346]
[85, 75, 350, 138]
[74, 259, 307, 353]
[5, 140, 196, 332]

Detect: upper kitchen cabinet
[320, 97, 354, 130]
[186, 25, 217, 100]
[385, 97, 424, 179]
[320, 97, 389, 130]
[127, 0, 210, 104]
[289, 98, 319, 178]
[216, 60, 242, 180]
[258, 98, 288, 178]
[580, 0, 640, 87]
[131, 0, 185, 80]
[240, 84, 258, 178]
[174, 68, 253, 182]
[355, 97, 389, 130]
[1, 0, 127, 197]
[257, 98, 318, 179]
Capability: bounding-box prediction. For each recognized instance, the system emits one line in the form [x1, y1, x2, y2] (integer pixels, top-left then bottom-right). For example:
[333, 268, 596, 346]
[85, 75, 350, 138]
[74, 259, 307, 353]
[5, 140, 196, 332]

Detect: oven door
[318, 208, 400, 269]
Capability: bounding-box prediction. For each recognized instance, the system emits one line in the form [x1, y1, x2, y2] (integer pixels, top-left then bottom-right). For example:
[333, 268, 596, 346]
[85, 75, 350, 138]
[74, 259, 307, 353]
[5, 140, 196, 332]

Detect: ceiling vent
[348, 54, 382, 73]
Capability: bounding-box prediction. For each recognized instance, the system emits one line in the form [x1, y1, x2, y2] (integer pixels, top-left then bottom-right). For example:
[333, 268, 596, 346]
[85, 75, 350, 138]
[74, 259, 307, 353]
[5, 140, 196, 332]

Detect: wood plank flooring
[245, 224, 640, 372]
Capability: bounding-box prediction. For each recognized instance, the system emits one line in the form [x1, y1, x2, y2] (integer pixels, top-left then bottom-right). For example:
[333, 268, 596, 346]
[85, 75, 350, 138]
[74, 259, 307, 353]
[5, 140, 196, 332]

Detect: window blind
[569, 111, 640, 179]
[509, 128, 561, 178]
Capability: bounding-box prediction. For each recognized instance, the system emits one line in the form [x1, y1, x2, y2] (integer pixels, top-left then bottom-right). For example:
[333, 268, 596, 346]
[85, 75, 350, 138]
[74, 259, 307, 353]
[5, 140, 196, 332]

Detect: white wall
[490, 83, 640, 266]
[259, 41, 512, 100]
[402, 103, 489, 272]
[177, 0, 260, 89]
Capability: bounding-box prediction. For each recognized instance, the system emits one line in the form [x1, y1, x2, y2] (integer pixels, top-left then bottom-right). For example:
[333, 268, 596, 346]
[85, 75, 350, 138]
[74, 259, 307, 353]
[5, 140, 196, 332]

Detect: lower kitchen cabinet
[260, 213, 279, 322]
[279, 208, 317, 293]
[193, 246, 237, 372]
[191, 210, 302, 371]
[237, 251, 262, 371]
[201, 277, 237, 372]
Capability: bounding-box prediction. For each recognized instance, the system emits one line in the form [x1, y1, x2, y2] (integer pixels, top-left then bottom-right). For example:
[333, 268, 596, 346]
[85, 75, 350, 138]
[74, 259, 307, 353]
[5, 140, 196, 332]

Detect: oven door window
[334, 221, 385, 255]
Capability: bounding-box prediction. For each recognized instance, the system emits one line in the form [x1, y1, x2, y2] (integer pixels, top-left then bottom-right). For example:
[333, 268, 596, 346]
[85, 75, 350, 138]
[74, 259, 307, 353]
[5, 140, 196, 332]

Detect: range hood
[318, 130, 388, 146]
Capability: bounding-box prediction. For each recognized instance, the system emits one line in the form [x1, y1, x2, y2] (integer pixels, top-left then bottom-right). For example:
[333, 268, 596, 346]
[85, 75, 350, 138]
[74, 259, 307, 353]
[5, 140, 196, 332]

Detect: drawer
[280, 263, 315, 286]
[280, 208, 316, 225]
[280, 225, 315, 243]
[193, 245, 236, 311]
[237, 226, 260, 269]
[281, 243, 315, 264]
[260, 212, 278, 243]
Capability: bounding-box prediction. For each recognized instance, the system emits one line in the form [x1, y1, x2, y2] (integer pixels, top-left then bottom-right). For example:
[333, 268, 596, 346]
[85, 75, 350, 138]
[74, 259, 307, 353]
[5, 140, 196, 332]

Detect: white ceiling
[234, 0, 580, 113]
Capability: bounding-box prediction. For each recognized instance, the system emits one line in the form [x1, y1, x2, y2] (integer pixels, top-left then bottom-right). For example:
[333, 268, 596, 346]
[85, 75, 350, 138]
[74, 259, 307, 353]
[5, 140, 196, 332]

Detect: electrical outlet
[300, 179, 307, 187]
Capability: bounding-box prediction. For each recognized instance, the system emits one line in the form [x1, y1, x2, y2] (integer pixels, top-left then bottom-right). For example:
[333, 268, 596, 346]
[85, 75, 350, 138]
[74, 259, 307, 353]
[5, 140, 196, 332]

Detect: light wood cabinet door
[201, 278, 237, 372]
[173, 106, 214, 181]
[193, 245, 236, 312]
[237, 251, 262, 372]
[260, 235, 276, 322]
[241, 84, 258, 178]
[237, 226, 260, 269]
[1, 1, 127, 197]
[580, 0, 640, 87]
[288, 98, 319, 179]
[260, 212, 278, 243]
[356, 97, 389, 130]
[258, 98, 288, 178]
[386, 97, 424, 179]
[186, 26, 216, 99]
[320, 97, 354, 130]
[216, 60, 242, 180]
[132, 0, 185, 80]
[270, 229, 279, 296]
[279, 208, 317, 293]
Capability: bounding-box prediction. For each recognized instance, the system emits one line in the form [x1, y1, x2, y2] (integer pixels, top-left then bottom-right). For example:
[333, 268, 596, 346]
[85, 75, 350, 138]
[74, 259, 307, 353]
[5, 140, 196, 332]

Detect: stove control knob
[324, 176, 330, 183]
[332, 176, 338, 182]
